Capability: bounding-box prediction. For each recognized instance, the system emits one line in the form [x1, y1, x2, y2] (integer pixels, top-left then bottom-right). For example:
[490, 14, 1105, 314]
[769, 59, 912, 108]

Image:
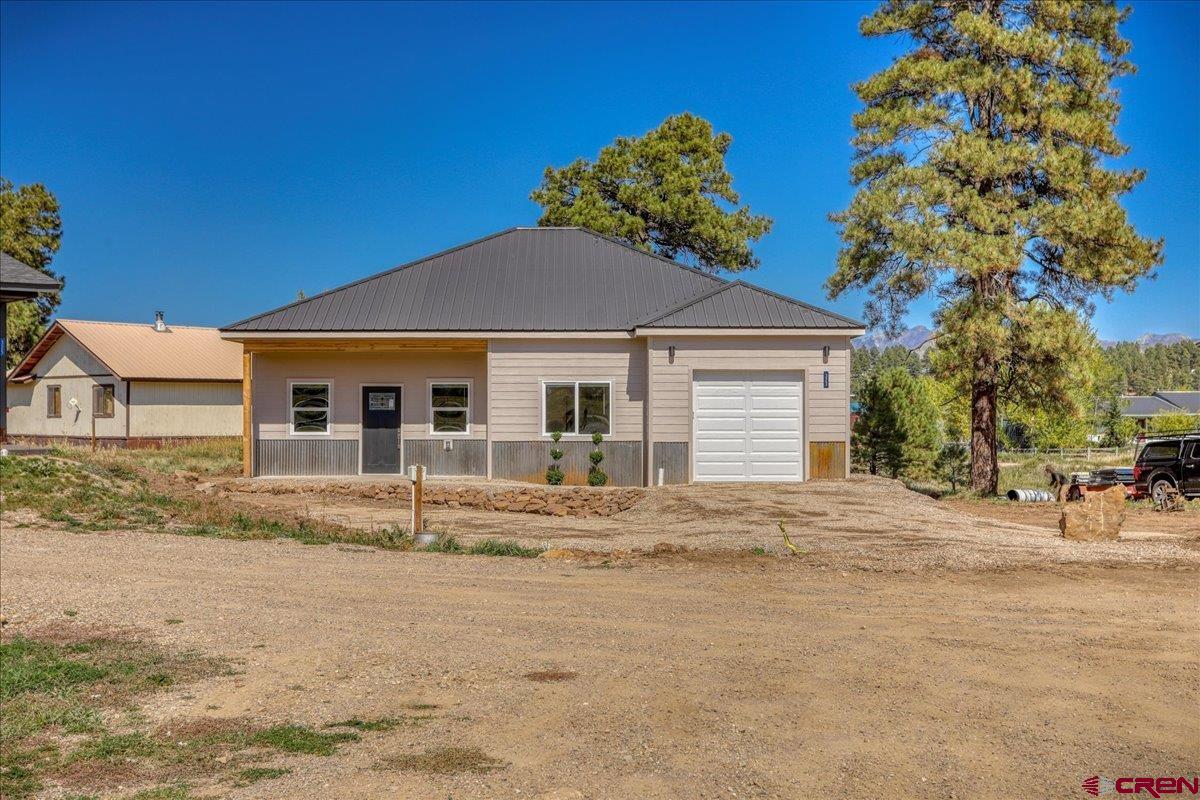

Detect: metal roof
[1152, 391, 1200, 414]
[223, 227, 863, 333]
[1120, 394, 1189, 417]
[1, 252, 62, 300]
[8, 319, 242, 382]
[637, 280, 862, 328]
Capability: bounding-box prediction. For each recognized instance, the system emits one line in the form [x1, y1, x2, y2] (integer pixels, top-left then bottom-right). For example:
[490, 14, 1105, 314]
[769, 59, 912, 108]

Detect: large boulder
[1059, 485, 1126, 541]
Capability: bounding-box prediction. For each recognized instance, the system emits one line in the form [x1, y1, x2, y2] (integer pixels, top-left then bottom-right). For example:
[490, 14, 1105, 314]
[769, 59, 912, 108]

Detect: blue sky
[1, 0, 1196, 339]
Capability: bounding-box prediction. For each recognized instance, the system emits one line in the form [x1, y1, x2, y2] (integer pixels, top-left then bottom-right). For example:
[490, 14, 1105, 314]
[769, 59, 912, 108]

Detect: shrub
[935, 442, 970, 492]
[546, 430, 565, 485]
[587, 432, 608, 486]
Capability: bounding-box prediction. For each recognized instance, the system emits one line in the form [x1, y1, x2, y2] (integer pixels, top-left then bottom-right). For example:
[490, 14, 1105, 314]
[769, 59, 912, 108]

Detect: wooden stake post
[409, 464, 425, 534]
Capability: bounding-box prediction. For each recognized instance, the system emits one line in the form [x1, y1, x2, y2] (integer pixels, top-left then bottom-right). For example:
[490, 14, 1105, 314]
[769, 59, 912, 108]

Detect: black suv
[1133, 434, 1200, 503]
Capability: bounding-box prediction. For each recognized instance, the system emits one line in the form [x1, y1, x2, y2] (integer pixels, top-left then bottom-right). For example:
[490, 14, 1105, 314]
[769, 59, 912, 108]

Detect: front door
[361, 386, 401, 474]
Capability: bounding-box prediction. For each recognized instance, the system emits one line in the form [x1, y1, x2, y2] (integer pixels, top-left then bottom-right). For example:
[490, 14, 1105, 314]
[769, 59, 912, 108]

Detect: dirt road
[2, 527, 1196, 800]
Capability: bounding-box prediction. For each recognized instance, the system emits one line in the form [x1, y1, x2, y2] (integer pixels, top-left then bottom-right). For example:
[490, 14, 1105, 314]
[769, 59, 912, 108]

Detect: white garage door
[693, 371, 804, 482]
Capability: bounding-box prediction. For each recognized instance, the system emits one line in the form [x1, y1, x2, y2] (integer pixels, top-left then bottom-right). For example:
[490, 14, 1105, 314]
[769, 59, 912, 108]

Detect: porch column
[242, 351, 253, 477]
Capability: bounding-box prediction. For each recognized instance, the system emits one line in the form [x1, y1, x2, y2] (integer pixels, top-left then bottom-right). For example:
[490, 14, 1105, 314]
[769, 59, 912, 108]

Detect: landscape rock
[1060, 485, 1126, 541]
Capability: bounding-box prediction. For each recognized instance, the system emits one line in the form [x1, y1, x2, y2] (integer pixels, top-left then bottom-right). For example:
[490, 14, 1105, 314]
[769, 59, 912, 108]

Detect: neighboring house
[6, 315, 243, 445]
[1120, 391, 1200, 430]
[221, 227, 865, 484]
[1, 253, 63, 439]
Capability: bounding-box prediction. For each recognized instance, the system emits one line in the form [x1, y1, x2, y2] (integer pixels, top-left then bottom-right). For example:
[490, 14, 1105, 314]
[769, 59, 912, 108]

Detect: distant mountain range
[854, 326, 1193, 352]
[853, 326, 936, 353]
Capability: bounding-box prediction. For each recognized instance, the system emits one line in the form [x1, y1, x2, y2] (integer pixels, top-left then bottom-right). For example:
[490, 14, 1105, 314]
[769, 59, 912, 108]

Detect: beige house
[222, 228, 865, 485]
[6, 316, 243, 445]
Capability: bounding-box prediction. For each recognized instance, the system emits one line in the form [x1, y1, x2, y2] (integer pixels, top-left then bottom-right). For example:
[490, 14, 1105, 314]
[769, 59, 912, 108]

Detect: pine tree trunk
[970, 372, 999, 495]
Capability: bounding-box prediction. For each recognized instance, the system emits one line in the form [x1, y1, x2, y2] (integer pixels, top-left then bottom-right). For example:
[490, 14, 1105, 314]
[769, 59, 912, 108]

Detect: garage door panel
[695, 417, 747, 434]
[749, 460, 803, 478]
[693, 371, 804, 482]
[748, 437, 802, 453]
[749, 417, 801, 433]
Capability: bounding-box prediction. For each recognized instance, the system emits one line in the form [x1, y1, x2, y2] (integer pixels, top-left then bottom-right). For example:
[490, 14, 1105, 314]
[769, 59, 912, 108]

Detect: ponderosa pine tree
[1, 178, 63, 368]
[530, 113, 772, 273]
[828, 1, 1162, 494]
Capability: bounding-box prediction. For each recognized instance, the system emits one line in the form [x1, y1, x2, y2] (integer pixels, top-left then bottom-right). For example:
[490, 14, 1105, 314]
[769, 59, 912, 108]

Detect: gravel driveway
[2, 525, 1197, 799]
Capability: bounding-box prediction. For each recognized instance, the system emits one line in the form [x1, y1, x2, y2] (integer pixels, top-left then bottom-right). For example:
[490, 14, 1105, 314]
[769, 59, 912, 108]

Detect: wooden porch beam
[242, 352, 253, 477]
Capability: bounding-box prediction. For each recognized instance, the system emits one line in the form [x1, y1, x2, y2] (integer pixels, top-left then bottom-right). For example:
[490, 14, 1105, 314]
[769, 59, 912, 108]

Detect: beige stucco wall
[647, 335, 852, 444]
[128, 381, 242, 437]
[250, 350, 487, 441]
[487, 338, 645, 442]
[5, 336, 128, 438]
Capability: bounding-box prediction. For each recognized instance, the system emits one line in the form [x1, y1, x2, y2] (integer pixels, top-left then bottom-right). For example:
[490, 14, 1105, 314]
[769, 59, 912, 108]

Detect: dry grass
[380, 747, 506, 775]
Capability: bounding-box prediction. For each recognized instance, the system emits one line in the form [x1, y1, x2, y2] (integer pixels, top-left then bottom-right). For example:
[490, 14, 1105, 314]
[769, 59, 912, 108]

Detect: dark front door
[361, 386, 401, 474]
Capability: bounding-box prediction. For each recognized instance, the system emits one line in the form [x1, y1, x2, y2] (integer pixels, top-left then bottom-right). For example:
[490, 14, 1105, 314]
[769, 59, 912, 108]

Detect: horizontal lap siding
[252, 350, 487, 441]
[488, 339, 645, 442]
[129, 381, 242, 437]
[648, 336, 851, 445]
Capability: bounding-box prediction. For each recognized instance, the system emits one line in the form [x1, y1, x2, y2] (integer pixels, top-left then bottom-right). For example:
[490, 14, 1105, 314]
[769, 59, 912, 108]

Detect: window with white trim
[290, 382, 331, 434]
[543, 381, 611, 436]
[429, 381, 471, 434]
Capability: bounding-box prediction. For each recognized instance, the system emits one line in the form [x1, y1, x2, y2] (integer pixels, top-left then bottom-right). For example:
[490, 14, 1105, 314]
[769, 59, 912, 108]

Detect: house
[5, 315, 243, 445]
[221, 227, 865, 485]
[1121, 391, 1200, 431]
[1, 253, 63, 439]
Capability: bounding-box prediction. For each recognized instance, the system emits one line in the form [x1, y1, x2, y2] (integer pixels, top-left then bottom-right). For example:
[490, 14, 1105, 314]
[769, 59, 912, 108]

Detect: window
[429, 381, 471, 434]
[1139, 442, 1179, 462]
[47, 385, 62, 418]
[542, 381, 611, 436]
[92, 384, 115, 418]
[290, 381, 331, 434]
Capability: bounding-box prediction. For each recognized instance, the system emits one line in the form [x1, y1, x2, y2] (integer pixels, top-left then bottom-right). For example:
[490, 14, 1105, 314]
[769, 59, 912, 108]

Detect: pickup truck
[1133, 434, 1200, 503]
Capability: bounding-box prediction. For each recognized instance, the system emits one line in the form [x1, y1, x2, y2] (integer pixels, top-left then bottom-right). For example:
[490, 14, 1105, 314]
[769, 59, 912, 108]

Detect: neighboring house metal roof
[636, 280, 862, 328]
[223, 227, 864, 333]
[8, 319, 242, 382]
[1120, 394, 1192, 417]
[1153, 391, 1200, 414]
[1, 253, 62, 300]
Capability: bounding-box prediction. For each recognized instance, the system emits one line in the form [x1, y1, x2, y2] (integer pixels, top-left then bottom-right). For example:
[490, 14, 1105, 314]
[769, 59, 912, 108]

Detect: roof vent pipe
[154, 310, 167, 332]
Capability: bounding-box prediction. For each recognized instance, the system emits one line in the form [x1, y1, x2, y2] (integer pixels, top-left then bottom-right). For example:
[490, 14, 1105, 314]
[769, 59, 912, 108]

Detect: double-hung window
[429, 380, 471, 435]
[47, 385, 62, 418]
[92, 384, 115, 418]
[290, 381, 331, 434]
[542, 381, 611, 436]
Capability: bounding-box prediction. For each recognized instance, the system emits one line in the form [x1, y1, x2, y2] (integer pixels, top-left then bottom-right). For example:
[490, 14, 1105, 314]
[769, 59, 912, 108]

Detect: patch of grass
[164, 619, 183, 625]
[466, 539, 544, 558]
[417, 532, 463, 553]
[381, 746, 505, 775]
[54, 440, 243, 477]
[0, 454, 412, 549]
[234, 767, 290, 786]
[0, 631, 227, 799]
[748, 546, 768, 556]
[250, 725, 359, 756]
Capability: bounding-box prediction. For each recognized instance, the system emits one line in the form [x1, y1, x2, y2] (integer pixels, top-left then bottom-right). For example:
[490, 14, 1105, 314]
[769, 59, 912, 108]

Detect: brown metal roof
[8, 319, 242, 382]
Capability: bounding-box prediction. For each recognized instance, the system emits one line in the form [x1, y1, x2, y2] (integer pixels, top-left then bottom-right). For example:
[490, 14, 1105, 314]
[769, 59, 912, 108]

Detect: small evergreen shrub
[587, 432, 608, 487]
[546, 430, 565, 485]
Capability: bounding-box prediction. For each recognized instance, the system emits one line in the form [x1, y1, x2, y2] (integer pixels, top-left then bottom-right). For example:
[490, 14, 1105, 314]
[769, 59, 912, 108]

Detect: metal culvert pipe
[1006, 489, 1056, 502]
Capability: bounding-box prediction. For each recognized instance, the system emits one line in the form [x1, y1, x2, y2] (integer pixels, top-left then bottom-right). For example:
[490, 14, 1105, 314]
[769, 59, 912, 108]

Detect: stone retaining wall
[228, 479, 645, 518]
